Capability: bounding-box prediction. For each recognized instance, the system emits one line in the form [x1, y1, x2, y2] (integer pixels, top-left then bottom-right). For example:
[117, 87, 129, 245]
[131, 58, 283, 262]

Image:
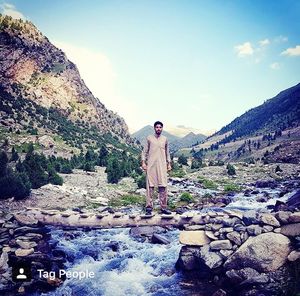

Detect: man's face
[154, 124, 163, 135]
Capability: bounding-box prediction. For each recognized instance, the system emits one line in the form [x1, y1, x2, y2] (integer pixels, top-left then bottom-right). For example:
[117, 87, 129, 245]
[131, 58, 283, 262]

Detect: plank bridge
[13, 208, 237, 229]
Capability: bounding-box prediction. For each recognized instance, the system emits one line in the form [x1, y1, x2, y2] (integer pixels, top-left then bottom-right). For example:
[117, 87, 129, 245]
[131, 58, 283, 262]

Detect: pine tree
[0, 150, 8, 178]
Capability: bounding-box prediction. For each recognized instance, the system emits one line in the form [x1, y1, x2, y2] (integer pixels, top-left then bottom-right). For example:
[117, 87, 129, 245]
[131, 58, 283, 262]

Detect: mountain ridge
[0, 14, 133, 146]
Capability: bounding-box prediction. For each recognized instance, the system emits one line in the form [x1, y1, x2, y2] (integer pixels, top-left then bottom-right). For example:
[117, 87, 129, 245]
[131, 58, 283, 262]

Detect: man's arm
[141, 138, 150, 171]
[165, 139, 172, 171]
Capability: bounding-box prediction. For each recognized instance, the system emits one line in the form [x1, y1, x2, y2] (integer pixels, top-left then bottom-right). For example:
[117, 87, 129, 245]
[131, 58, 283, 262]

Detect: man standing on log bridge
[141, 121, 172, 215]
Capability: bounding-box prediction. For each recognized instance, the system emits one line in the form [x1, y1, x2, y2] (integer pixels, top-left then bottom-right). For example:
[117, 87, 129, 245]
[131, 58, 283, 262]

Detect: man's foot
[145, 207, 152, 215]
[160, 208, 172, 215]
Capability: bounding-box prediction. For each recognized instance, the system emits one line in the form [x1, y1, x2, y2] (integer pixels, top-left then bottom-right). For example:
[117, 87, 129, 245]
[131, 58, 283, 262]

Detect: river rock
[280, 223, 300, 236]
[259, 213, 280, 227]
[210, 240, 232, 250]
[16, 239, 37, 249]
[286, 190, 300, 208]
[175, 246, 199, 271]
[287, 250, 300, 262]
[179, 231, 211, 246]
[219, 249, 234, 259]
[224, 233, 291, 272]
[243, 210, 258, 225]
[205, 231, 218, 240]
[226, 231, 242, 245]
[211, 224, 223, 231]
[151, 233, 170, 244]
[246, 225, 262, 236]
[0, 251, 9, 273]
[275, 211, 291, 224]
[289, 212, 300, 223]
[255, 179, 277, 188]
[198, 245, 223, 269]
[15, 248, 34, 257]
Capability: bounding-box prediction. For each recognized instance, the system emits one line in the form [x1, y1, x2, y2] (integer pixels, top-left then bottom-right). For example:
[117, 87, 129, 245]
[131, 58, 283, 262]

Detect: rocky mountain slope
[211, 82, 300, 144]
[0, 14, 133, 147]
[169, 132, 206, 152]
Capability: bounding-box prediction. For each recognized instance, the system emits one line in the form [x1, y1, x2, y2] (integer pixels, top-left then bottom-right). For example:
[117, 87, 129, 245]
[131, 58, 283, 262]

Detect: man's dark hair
[154, 121, 163, 127]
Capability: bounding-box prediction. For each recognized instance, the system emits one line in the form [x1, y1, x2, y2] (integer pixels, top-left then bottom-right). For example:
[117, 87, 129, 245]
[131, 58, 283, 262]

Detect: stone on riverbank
[224, 233, 291, 272]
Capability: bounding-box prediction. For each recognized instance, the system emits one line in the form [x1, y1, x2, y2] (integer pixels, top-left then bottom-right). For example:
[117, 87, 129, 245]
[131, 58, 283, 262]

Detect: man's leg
[146, 179, 154, 211]
[158, 186, 167, 209]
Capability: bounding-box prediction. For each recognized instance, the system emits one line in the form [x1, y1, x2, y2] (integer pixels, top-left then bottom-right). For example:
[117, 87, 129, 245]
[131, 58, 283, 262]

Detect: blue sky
[1, 0, 300, 135]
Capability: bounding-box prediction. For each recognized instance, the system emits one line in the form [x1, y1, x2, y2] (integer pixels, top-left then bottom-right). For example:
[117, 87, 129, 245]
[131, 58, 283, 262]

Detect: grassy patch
[169, 168, 186, 178]
[223, 183, 241, 192]
[197, 176, 218, 190]
[108, 194, 146, 207]
[180, 192, 195, 203]
[15, 142, 41, 153]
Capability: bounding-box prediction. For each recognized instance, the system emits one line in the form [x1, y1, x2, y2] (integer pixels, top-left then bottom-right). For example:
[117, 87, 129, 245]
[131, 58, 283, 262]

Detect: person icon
[16, 268, 27, 279]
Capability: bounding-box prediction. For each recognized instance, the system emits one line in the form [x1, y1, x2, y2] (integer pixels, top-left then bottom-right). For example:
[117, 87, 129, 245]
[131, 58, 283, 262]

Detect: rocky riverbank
[176, 198, 300, 296]
[0, 212, 67, 295]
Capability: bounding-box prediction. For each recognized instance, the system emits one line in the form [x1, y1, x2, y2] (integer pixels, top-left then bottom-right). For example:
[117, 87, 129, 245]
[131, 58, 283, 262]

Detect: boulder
[259, 213, 280, 227]
[242, 210, 258, 225]
[275, 211, 291, 224]
[289, 212, 300, 223]
[224, 233, 291, 272]
[179, 231, 211, 246]
[175, 246, 199, 271]
[198, 245, 223, 269]
[286, 190, 300, 208]
[280, 223, 300, 236]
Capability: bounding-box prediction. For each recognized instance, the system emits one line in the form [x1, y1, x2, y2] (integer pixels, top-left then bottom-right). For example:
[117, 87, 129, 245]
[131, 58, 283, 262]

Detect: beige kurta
[142, 134, 171, 187]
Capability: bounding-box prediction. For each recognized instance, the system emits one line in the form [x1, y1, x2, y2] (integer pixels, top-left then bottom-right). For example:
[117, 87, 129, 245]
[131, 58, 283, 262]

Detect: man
[141, 121, 172, 215]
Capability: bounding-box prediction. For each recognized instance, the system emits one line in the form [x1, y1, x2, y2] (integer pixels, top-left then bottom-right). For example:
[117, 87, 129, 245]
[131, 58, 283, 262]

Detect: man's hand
[167, 163, 172, 172]
[142, 161, 147, 172]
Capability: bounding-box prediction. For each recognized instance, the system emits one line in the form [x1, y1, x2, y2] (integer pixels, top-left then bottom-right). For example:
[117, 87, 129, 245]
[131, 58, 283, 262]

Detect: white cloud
[259, 39, 270, 46]
[270, 62, 280, 70]
[281, 45, 300, 56]
[234, 42, 254, 57]
[274, 35, 288, 43]
[53, 40, 139, 129]
[0, 2, 26, 19]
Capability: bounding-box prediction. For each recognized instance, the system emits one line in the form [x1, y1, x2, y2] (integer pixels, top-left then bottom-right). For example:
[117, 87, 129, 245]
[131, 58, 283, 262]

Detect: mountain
[169, 132, 206, 152]
[0, 14, 134, 153]
[132, 125, 180, 145]
[132, 126, 206, 152]
[211, 83, 300, 144]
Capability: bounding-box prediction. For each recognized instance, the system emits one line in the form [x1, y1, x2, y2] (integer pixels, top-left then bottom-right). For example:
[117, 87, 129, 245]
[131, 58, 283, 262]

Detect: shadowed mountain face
[0, 14, 132, 145]
[211, 83, 300, 144]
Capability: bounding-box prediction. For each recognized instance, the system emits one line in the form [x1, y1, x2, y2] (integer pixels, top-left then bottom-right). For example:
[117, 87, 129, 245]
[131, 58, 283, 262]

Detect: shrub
[226, 163, 236, 175]
[137, 174, 146, 189]
[84, 162, 95, 172]
[180, 192, 194, 203]
[0, 171, 31, 200]
[197, 176, 218, 190]
[178, 154, 188, 165]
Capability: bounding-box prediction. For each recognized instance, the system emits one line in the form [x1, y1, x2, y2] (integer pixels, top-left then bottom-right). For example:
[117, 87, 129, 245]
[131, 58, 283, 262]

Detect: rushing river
[40, 227, 189, 296]
[34, 183, 297, 296]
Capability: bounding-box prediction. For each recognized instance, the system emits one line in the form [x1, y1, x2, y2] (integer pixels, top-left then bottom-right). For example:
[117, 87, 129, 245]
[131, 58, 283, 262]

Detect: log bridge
[14, 208, 242, 229]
